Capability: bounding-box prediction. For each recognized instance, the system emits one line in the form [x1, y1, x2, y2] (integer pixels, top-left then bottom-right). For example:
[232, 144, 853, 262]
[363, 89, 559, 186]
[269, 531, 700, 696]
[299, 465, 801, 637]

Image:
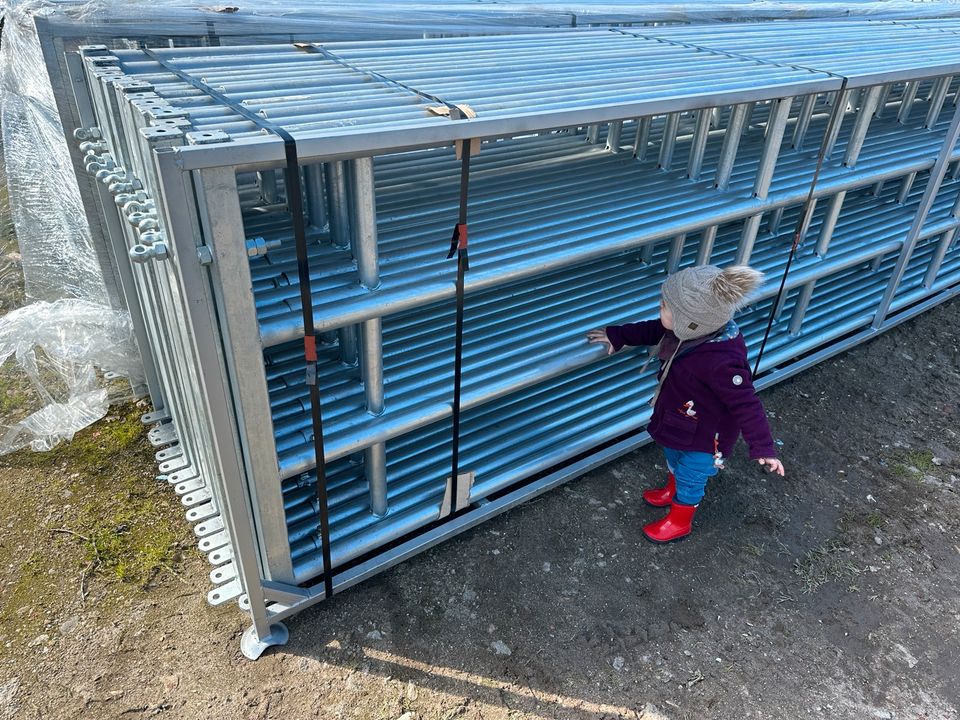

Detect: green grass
[793, 541, 861, 594]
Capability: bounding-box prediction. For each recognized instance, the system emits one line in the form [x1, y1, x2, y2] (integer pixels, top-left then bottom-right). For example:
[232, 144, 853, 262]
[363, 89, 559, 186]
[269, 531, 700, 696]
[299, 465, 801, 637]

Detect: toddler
[587, 265, 785, 543]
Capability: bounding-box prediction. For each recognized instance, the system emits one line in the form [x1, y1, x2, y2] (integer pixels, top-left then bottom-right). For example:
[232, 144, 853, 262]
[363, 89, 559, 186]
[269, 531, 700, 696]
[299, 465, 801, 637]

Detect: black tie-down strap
[444, 144, 474, 518]
[752, 78, 850, 378]
[139, 47, 335, 599]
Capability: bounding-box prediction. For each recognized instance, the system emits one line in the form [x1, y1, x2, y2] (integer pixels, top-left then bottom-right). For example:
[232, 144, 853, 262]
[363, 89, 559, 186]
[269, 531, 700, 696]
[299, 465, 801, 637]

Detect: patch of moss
[4, 402, 189, 592]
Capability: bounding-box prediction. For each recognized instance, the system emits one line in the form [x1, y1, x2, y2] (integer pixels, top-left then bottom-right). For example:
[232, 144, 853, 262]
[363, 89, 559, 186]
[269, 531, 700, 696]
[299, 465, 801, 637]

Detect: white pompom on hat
[661, 265, 764, 341]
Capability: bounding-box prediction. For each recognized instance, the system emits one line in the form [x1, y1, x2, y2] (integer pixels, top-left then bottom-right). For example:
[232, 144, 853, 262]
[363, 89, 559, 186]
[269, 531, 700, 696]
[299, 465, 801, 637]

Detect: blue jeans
[662, 447, 719, 506]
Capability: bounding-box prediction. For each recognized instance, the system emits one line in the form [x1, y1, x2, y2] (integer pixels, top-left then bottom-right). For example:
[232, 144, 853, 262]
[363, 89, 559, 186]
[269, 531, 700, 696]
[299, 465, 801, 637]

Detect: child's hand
[586, 329, 615, 355]
[758, 458, 785, 476]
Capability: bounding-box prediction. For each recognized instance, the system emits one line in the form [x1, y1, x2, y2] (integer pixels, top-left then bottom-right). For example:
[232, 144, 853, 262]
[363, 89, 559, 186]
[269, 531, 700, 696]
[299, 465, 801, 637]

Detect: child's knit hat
[661, 265, 764, 341]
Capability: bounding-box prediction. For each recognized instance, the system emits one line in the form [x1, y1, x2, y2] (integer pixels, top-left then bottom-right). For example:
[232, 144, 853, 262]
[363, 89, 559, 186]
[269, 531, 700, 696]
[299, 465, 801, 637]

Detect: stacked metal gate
[64, 20, 960, 656]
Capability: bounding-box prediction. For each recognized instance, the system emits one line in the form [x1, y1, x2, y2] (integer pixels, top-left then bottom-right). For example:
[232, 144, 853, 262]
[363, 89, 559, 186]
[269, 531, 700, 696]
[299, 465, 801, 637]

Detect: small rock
[396, 713, 417, 720]
[542, 562, 552, 573]
[490, 640, 512, 656]
[27, 635, 48, 648]
[491, 550, 500, 556]
[462, 589, 477, 603]
[160, 675, 179, 692]
[874, 536, 883, 546]
[59, 616, 79, 635]
[932, 457, 944, 466]
[405, 681, 419, 702]
[867, 494, 876, 503]
[366, 630, 385, 641]
[612, 656, 625, 672]
[326, 639, 342, 650]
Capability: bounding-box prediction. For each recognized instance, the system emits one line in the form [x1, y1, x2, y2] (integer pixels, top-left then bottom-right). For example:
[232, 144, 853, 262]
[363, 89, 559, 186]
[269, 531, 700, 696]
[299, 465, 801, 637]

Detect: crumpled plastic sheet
[0, 299, 143, 452]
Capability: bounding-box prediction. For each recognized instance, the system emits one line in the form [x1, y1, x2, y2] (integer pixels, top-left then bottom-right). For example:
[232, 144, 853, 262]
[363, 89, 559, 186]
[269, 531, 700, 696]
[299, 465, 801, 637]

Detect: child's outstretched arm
[587, 320, 666, 355]
[710, 360, 786, 476]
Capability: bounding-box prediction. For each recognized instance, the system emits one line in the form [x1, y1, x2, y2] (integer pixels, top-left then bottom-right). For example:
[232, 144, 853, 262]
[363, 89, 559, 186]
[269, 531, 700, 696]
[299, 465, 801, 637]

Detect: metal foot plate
[240, 622, 289, 661]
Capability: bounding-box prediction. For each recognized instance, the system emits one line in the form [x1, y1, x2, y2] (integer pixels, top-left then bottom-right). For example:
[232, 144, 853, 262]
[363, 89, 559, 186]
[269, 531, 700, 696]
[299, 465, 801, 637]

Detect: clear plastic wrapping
[3, 0, 960, 455]
[0, 299, 143, 452]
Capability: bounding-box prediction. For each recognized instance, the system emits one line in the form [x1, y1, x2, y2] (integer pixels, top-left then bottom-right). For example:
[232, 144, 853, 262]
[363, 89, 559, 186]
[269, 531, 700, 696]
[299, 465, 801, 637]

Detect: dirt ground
[0, 296, 958, 720]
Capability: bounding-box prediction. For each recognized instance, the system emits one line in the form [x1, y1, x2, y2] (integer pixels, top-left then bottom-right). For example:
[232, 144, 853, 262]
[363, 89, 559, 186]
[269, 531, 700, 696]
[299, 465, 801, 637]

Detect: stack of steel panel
[62, 19, 960, 657]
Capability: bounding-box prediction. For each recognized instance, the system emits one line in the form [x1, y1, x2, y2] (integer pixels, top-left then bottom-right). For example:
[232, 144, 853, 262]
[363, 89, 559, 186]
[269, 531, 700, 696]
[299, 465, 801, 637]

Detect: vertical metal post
[816, 191, 846, 257]
[640, 242, 656, 264]
[823, 89, 851, 158]
[767, 206, 785, 235]
[324, 161, 350, 250]
[258, 169, 278, 204]
[666, 234, 686, 274]
[897, 81, 920, 124]
[305, 163, 326, 231]
[874, 83, 893, 119]
[633, 116, 652, 160]
[586, 123, 601, 144]
[349, 156, 387, 516]
[792, 94, 816, 150]
[658, 112, 680, 170]
[715, 103, 749, 190]
[687, 109, 711, 181]
[788, 281, 816, 335]
[872, 181, 885, 197]
[923, 191, 960, 287]
[742, 101, 755, 134]
[736, 97, 792, 264]
[605, 120, 623, 153]
[896, 172, 917, 205]
[843, 85, 882, 168]
[924, 76, 952, 129]
[696, 225, 717, 266]
[193, 164, 295, 583]
[873, 100, 960, 327]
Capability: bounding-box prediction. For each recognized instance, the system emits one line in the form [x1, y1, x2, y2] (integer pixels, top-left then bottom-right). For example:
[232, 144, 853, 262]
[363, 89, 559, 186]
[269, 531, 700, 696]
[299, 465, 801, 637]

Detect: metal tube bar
[873, 99, 960, 327]
[922, 191, 960, 286]
[767, 206, 785, 235]
[874, 83, 892, 119]
[258, 169, 279, 204]
[816, 191, 846, 257]
[715, 103, 749, 190]
[823, 90, 851, 159]
[924, 76, 952, 129]
[843, 85, 883, 168]
[586, 123, 600, 144]
[350, 157, 380, 290]
[339, 325, 358, 366]
[324, 160, 350, 250]
[305, 163, 326, 231]
[666, 233, 686, 274]
[792, 94, 815, 150]
[735, 213, 763, 265]
[788, 280, 816, 335]
[686, 109, 710, 181]
[633, 116, 652, 160]
[658, 112, 680, 170]
[753, 97, 792, 199]
[696, 225, 717, 265]
[896, 172, 917, 204]
[605, 120, 623, 153]
[897, 81, 920, 124]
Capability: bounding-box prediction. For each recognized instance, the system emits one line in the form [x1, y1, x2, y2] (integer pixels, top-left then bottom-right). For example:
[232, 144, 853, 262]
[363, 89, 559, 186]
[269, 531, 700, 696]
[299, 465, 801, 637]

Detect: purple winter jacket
[605, 319, 777, 461]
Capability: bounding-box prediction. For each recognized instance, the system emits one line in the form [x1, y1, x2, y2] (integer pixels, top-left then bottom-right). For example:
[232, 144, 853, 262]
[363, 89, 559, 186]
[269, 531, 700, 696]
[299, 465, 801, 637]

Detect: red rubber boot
[643, 501, 697, 544]
[642, 473, 676, 507]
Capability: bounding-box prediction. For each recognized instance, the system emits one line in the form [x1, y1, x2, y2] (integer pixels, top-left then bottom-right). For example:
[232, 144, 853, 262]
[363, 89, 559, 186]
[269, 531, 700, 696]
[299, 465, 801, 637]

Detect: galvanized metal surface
[58, 18, 960, 657]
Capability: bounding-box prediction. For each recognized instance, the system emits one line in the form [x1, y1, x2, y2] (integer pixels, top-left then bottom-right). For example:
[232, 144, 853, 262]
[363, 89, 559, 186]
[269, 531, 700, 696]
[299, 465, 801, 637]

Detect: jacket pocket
[655, 409, 699, 446]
